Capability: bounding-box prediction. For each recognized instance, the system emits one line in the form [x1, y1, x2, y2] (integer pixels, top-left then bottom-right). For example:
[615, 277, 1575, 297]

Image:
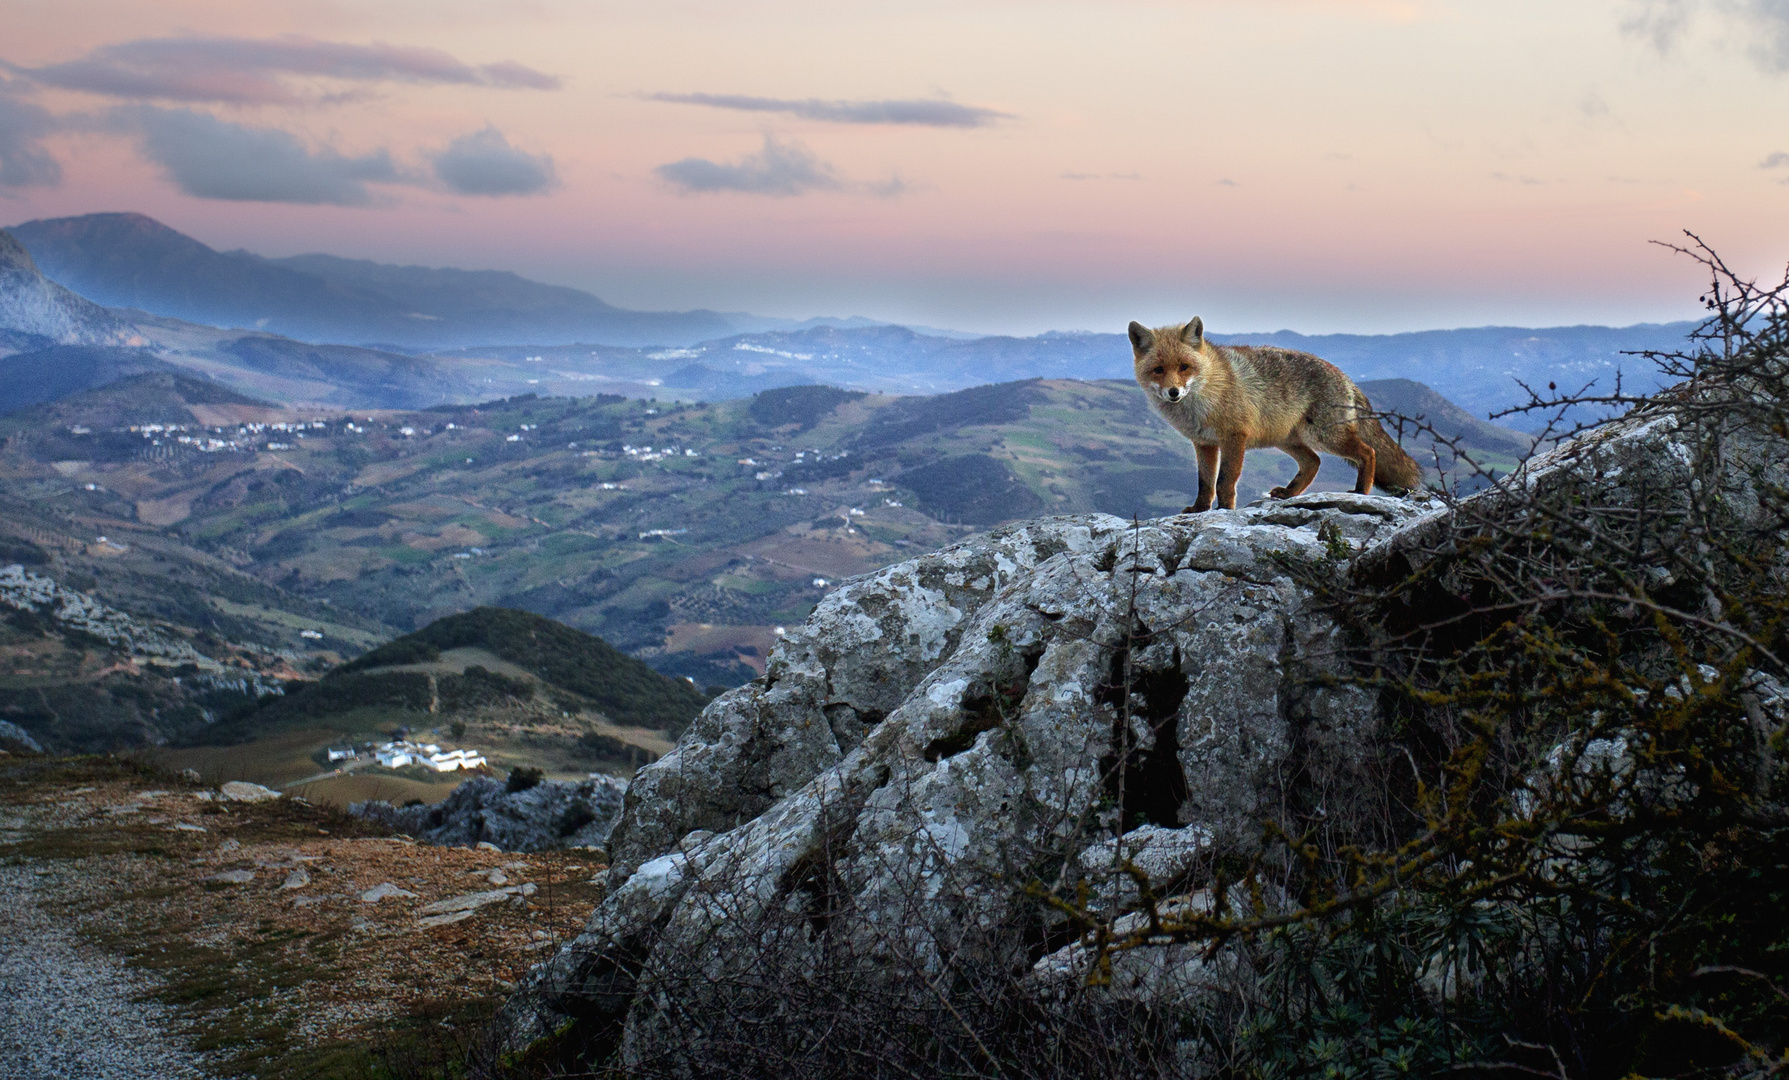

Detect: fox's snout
[1160, 385, 1185, 403]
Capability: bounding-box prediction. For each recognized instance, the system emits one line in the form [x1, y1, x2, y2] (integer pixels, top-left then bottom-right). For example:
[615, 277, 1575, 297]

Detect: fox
[1129, 317, 1421, 512]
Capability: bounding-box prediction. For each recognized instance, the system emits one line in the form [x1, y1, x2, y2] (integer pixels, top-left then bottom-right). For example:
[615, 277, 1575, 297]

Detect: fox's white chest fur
[1150, 392, 1219, 444]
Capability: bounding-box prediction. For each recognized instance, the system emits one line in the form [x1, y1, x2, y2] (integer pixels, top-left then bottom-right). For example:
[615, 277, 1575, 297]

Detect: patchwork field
[0, 372, 1533, 770]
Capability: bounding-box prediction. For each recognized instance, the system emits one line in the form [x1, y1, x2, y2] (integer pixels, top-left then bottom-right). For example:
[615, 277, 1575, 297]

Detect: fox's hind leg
[1330, 426, 1377, 495]
[1184, 443, 1220, 513]
[1270, 444, 1322, 499]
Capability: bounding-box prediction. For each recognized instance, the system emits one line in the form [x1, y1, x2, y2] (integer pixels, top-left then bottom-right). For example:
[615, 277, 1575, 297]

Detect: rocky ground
[0, 755, 607, 1079]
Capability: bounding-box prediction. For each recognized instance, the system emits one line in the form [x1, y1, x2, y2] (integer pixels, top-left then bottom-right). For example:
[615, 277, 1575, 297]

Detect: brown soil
[0, 755, 606, 1078]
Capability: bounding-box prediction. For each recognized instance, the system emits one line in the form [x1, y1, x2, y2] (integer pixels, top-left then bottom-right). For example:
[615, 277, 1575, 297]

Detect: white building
[326, 747, 357, 762]
[425, 748, 488, 772]
[374, 740, 485, 772]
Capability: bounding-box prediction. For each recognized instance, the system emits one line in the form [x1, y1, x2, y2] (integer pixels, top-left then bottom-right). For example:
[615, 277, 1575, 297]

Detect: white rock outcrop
[0, 564, 219, 670]
[500, 493, 1438, 1057]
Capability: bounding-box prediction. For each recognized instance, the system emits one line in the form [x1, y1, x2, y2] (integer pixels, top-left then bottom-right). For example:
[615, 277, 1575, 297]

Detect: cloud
[1762, 151, 1789, 168]
[0, 85, 61, 187]
[112, 106, 401, 204]
[1623, 0, 1789, 70]
[655, 134, 841, 197]
[431, 126, 556, 196]
[1736, 0, 1789, 70]
[12, 35, 559, 106]
[646, 92, 1011, 128]
[1622, 0, 1694, 52]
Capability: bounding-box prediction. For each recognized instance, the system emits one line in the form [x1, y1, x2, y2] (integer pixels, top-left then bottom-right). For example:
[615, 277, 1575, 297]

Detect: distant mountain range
[6, 212, 745, 349]
[0, 211, 1702, 429]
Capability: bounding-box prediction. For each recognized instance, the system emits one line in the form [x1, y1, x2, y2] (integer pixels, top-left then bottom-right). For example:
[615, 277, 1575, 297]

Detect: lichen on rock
[497, 493, 1431, 1059]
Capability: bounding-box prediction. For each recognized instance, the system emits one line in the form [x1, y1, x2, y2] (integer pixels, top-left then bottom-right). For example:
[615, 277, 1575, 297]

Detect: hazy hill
[0, 345, 176, 414]
[267, 252, 736, 350]
[8, 212, 737, 349]
[614, 322, 1696, 431]
[1357, 378, 1536, 460]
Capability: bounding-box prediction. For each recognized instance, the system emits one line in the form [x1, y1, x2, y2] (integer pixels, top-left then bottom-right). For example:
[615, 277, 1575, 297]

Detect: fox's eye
[1151, 366, 1164, 375]
[1179, 365, 1191, 374]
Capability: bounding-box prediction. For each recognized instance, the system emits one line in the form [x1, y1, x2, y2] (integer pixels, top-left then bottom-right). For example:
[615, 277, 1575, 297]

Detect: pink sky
[2, 0, 1786, 334]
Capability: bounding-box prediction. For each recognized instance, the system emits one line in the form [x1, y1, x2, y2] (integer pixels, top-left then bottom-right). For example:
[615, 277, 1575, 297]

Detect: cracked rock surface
[499, 494, 1435, 1056]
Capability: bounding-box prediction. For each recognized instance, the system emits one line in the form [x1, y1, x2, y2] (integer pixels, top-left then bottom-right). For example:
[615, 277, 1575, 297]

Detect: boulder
[219, 781, 280, 803]
[0, 719, 43, 755]
[350, 774, 627, 852]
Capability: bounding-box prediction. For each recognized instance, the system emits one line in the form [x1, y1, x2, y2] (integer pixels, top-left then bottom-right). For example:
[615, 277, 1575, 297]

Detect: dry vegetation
[0, 755, 606, 1079]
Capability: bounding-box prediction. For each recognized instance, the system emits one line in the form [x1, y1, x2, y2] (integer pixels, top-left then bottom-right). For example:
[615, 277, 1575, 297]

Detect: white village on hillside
[328, 740, 489, 772]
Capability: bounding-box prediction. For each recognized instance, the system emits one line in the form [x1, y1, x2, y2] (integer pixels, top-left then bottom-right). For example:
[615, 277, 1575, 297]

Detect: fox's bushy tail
[1354, 390, 1423, 493]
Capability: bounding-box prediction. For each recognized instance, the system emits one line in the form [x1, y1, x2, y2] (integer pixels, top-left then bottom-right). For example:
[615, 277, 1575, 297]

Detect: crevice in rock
[1094, 544, 1119, 574]
[1097, 631, 1191, 831]
[823, 702, 883, 753]
[1160, 534, 1193, 575]
[923, 647, 1045, 763]
[778, 846, 848, 938]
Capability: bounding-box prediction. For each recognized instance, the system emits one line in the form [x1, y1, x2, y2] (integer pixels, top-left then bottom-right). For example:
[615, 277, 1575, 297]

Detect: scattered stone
[207, 869, 254, 885]
[172, 823, 207, 833]
[476, 841, 501, 852]
[418, 889, 512, 916]
[216, 838, 241, 853]
[485, 869, 509, 886]
[519, 882, 537, 897]
[180, 769, 202, 783]
[360, 882, 418, 903]
[137, 791, 169, 800]
[220, 781, 281, 802]
[417, 910, 476, 929]
[191, 791, 214, 802]
[279, 867, 310, 891]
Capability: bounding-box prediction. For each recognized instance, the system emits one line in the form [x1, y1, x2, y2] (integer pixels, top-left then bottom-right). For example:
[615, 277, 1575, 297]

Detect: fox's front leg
[1215, 436, 1247, 509]
[1185, 443, 1220, 513]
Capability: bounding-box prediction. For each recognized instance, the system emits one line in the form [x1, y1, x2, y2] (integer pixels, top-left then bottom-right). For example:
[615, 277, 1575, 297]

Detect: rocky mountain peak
[0, 229, 39, 273]
[0, 228, 135, 346]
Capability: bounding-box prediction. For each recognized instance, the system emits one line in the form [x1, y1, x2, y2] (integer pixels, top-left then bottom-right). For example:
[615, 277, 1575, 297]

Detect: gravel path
[0, 864, 213, 1080]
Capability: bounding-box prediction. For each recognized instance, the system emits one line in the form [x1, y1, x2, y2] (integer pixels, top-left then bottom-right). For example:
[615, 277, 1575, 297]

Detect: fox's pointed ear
[1128, 321, 1154, 352]
[1180, 317, 1204, 345]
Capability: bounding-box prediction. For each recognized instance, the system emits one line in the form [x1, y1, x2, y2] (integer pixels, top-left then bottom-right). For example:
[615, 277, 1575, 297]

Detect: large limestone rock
[351, 774, 627, 852]
[500, 492, 1439, 1056]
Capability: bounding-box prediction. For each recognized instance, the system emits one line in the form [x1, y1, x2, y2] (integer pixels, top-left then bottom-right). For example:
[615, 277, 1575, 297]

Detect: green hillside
[336, 606, 708, 730]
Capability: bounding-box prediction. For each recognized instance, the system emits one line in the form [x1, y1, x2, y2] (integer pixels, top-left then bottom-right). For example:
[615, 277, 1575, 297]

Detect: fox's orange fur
[1130, 317, 1421, 512]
